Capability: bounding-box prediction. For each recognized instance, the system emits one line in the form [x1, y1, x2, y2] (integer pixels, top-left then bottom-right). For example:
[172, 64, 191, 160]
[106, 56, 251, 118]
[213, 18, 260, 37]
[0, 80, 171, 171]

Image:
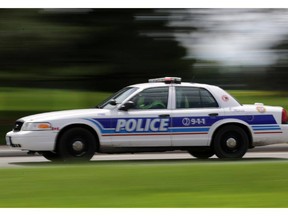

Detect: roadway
[1, 144, 288, 168]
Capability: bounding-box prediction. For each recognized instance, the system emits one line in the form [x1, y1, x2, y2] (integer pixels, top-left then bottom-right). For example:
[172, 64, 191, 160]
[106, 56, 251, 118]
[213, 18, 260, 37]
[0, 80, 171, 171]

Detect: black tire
[213, 125, 249, 159]
[42, 151, 61, 162]
[57, 127, 97, 162]
[188, 149, 214, 159]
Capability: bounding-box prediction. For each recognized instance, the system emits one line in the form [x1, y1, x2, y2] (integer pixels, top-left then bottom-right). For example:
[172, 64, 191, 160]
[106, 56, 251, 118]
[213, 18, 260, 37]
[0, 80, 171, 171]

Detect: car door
[170, 86, 224, 146]
[110, 86, 172, 147]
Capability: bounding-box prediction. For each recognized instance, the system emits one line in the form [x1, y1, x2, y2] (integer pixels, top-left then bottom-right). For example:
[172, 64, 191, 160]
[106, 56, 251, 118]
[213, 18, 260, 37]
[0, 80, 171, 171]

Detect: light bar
[148, 77, 181, 84]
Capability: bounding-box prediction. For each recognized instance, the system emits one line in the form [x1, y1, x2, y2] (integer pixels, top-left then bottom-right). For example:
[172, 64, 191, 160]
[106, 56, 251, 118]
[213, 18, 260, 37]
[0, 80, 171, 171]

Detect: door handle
[159, 114, 170, 118]
[209, 113, 219, 117]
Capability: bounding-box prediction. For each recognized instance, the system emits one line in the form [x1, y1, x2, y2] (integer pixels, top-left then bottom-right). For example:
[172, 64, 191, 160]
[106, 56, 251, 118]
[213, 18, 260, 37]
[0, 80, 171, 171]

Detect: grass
[0, 87, 288, 111]
[0, 88, 288, 111]
[228, 90, 288, 110]
[0, 160, 288, 207]
[0, 87, 112, 111]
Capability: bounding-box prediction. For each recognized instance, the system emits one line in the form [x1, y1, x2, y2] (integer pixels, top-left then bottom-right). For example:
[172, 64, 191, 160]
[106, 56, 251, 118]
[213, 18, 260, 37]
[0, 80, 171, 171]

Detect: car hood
[19, 108, 111, 122]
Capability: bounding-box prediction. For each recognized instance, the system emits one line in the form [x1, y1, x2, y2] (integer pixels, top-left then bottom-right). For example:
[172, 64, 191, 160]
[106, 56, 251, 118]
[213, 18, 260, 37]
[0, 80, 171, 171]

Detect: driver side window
[130, 87, 169, 109]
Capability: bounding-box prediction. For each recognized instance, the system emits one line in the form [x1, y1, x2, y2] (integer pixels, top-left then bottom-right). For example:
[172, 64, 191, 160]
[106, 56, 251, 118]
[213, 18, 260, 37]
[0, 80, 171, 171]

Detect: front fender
[54, 118, 110, 148]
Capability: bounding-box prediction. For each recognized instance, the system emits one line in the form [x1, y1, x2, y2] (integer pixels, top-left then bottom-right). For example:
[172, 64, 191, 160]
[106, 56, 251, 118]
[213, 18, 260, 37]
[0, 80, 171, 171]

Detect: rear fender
[207, 118, 253, 145]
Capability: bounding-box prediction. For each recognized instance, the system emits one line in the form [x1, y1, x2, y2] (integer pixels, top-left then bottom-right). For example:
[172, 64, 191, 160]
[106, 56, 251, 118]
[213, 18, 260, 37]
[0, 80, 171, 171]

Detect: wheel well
[55, 124, 100, 152]
[211, 123, 253, 148]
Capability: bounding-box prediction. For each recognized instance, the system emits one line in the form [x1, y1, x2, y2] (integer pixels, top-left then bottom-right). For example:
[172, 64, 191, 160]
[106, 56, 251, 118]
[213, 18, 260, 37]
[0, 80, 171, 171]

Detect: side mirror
[119, 101, 135, 111]
[108, 99, 117, 106]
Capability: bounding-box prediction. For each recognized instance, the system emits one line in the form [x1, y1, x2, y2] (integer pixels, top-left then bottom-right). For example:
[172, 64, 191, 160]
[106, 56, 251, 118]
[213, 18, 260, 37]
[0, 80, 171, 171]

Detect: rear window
[176, 87, 218, 109]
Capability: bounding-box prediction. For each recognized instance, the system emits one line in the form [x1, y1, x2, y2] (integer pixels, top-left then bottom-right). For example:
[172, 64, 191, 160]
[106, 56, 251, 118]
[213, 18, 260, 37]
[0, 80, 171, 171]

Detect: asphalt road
[1, 144, 288, 168]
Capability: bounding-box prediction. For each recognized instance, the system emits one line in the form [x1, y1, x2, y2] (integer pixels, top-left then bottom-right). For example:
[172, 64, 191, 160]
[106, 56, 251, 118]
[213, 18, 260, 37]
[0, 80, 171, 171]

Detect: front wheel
[57, 127, 97, 162]
[213, 125, 249, 159]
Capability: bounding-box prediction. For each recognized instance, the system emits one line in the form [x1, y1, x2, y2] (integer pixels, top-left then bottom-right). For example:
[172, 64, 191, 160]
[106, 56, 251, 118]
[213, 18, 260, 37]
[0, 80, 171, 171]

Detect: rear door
[170, 86, 224, 146]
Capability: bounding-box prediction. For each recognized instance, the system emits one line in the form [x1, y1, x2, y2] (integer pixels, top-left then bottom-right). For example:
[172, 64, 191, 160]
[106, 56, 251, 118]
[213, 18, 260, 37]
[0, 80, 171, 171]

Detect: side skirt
[98, 146, 212, 154]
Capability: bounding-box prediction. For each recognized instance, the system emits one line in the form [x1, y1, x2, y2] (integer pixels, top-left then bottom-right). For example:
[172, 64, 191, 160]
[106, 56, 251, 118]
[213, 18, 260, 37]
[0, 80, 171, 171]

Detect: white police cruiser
[5, 77, 288, 161]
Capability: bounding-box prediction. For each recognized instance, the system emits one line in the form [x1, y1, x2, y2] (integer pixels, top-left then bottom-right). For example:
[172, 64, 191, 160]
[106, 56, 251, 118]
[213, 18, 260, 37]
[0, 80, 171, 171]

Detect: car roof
[129, 82, 218, 89]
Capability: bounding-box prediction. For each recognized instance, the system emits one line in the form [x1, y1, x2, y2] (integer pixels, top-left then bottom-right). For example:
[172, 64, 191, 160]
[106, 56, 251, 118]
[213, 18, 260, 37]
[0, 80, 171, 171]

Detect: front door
[111, 86, 172, 147]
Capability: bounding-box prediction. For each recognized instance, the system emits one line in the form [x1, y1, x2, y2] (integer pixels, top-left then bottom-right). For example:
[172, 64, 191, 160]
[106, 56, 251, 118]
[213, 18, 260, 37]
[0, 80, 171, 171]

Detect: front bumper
[6, 130, 57, 151]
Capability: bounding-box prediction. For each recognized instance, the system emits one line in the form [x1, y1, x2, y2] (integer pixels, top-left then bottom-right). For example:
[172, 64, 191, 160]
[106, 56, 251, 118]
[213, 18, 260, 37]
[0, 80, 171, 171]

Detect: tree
[0, 9, 195, 91]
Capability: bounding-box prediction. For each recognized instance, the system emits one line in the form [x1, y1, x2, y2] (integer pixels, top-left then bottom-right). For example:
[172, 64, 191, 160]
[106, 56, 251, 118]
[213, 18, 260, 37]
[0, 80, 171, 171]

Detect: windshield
[97, 87, 138, 109]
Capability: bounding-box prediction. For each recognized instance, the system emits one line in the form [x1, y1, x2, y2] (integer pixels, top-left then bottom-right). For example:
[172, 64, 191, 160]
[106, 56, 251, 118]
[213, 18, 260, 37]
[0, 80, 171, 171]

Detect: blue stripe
[252, 125, 279, 128]
[169, 127, 209, 133]
[84, 118, 115, 134]
[83, 114, 280, 135]
[252, 125, 281, 131]
[253, 128, 281, 131]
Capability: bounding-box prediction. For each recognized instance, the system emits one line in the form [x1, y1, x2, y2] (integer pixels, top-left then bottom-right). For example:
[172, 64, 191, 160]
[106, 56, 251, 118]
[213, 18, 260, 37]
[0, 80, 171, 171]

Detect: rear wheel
[213, 125, 249, 159]
[188, 149, 214, 159]
[57, 127, 97, 162]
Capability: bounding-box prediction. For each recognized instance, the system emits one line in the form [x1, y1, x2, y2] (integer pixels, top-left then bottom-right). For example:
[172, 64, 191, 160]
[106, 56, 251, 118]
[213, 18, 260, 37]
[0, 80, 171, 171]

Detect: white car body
[5, 78, 288, 161]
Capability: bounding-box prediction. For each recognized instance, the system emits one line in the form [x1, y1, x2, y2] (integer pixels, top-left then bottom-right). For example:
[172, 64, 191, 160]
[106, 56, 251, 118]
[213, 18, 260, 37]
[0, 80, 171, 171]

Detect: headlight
[22, 122, 52, 131]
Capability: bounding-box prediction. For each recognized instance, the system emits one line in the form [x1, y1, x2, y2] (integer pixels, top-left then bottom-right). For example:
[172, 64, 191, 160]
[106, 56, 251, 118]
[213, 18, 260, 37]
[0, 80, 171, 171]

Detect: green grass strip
[0, 87, 111, 111]
[0, 160, 288, 207]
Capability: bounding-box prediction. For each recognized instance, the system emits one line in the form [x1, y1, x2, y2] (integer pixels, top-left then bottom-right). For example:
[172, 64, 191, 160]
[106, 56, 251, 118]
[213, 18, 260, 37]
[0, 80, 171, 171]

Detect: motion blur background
[1, 8, 288, 143]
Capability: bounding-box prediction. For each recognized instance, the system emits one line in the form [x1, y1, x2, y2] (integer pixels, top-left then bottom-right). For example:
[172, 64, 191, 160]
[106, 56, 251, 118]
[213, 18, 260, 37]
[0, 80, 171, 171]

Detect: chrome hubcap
[72, 141, 85, 152]
[226, 138, 237, 148]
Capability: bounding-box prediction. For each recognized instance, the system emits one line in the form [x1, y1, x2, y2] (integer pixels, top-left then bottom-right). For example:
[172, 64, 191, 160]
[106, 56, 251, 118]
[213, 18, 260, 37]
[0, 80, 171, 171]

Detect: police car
[5, 77, 288, 161]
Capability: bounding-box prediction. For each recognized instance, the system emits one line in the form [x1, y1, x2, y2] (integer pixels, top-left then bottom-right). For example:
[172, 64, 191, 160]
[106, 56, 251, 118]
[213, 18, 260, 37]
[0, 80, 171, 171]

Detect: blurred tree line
[264, 40, 288, 90]
[0, 9, 194, 91]
[167, 9, 288, 91]
[1, 9, 288, 91]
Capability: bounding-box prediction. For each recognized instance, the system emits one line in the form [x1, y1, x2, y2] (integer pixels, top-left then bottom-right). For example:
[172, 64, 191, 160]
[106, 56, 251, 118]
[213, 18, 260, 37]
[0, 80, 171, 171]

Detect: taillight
[282, 109, 288, 124]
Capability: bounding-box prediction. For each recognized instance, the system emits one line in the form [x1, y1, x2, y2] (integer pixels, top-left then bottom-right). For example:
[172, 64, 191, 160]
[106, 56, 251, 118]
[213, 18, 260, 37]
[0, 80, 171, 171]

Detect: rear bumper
[253, 124, 288, 146]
